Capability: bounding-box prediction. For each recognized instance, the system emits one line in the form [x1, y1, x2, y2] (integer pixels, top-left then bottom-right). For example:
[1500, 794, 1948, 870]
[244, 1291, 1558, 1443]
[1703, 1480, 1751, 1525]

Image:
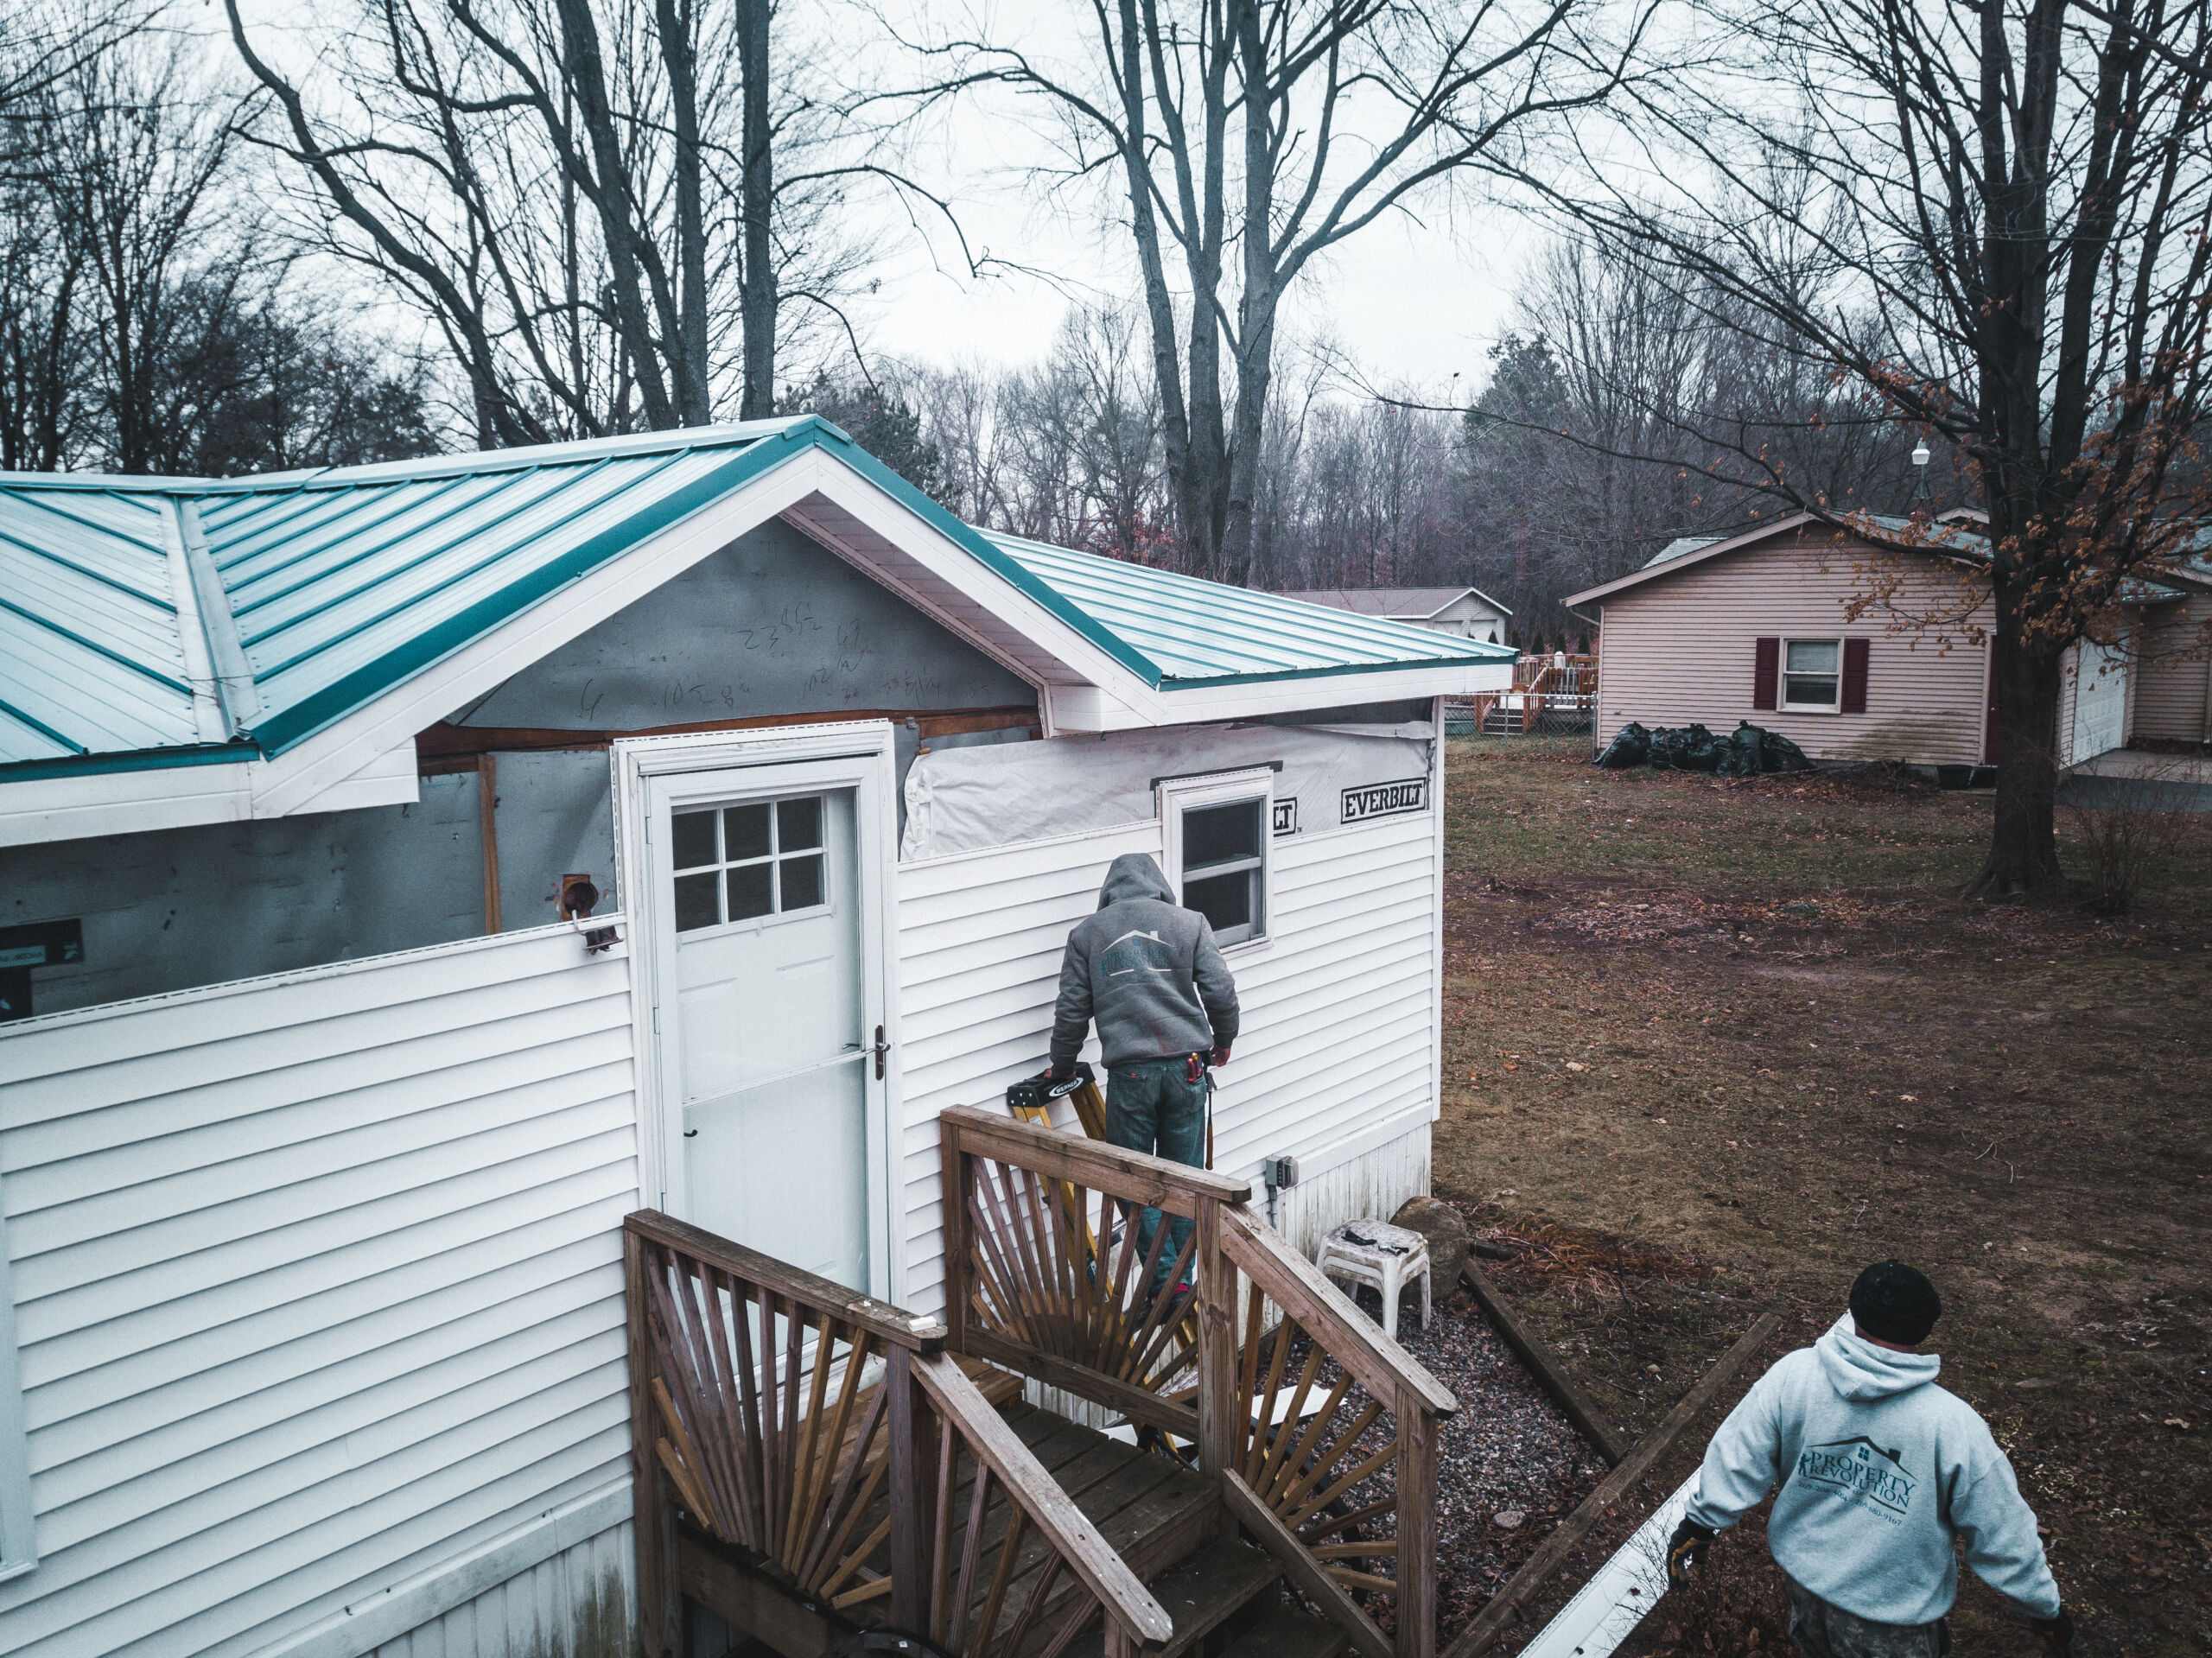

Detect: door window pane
[780, 853, 824, 911]
[674, 871, 721, 931]
[672, 810, 719, 871]
[1179, 794, 1266, 944]
[724, 802, 772, 861]
[670, 793, 833, 931]
[779, 797, 823, 851]
[726, 861, 774, 921]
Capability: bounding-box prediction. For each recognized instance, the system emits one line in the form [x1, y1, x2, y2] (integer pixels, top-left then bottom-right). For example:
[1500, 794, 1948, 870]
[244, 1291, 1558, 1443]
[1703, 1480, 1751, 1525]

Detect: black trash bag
[1595, 721, 1651, 769]
[1678, 722, 1724, 772]
[1759, 727, 1816, 772]
[1717, 721, 1765, 778]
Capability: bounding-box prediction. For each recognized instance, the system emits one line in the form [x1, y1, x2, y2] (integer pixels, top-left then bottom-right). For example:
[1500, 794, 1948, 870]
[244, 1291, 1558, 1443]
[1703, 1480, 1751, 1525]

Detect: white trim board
[1513, 1474, 1694, 1658]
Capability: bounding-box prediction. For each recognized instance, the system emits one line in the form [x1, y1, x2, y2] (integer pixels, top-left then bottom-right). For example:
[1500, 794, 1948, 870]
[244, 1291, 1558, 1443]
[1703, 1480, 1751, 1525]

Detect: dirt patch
[1435, 737, 2212, 1656]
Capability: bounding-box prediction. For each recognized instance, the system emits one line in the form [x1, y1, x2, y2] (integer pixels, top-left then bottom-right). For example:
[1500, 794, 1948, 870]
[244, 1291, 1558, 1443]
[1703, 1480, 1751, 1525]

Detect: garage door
[2070, 640, 2128, 765]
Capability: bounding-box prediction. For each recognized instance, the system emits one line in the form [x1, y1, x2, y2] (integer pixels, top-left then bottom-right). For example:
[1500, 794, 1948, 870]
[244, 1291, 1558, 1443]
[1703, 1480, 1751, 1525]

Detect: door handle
[871, 1024, 890, 1082]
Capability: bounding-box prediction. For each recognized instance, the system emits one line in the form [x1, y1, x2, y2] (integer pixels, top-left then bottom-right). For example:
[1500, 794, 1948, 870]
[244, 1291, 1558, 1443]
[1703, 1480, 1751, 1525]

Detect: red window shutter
[1752, 637, 1779, 710]
[1840, 638, 1871, 713]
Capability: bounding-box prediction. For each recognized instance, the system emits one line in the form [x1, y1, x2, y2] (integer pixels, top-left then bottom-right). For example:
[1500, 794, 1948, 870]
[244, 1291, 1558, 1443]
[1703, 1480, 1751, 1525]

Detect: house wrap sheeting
[898, 721, 1434, 860]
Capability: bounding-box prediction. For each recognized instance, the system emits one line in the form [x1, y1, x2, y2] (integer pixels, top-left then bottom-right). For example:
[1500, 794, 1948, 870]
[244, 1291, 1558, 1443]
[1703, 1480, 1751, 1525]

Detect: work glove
[2030, 1609, 2076, 1653]
[1664, 1517, 1715, 1593]
[1046, 1064, 1075, 1083]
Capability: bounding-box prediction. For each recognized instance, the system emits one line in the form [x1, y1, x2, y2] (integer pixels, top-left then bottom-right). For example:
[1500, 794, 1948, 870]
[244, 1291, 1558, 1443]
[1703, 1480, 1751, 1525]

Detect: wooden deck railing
[938, 1106, 1459, 1658]
[625, 1210, 1173, 1658]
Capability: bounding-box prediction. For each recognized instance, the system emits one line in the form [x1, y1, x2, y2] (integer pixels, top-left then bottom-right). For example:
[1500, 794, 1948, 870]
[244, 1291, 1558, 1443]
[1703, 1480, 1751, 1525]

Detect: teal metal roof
[0, 420, 1511, 777]
[983, 532, 1513, 687]
[0, 485, 207, 767]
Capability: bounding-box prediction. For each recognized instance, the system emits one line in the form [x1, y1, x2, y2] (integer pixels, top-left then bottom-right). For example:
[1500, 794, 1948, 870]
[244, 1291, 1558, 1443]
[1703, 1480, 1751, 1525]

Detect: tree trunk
[656, 0, 711, 426]
[1971, 585, 2067, 897]
[737, 0, 774, 420]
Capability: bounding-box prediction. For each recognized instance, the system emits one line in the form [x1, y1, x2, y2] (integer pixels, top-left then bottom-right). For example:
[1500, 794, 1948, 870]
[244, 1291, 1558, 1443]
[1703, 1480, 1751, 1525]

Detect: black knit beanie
[1849, 1261, 1942, 1346]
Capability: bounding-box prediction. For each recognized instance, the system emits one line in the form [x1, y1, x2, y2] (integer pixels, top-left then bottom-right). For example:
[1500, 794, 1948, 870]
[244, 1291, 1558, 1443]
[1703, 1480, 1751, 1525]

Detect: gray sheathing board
[0, 774, 490, 1016]
[454, 518, 1034, 727]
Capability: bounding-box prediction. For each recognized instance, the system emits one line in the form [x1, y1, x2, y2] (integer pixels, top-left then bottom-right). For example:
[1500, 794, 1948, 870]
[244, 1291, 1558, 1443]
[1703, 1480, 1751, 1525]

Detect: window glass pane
[671, 810, 719, 871]
[1785, 639, 1839, 674]
[1184, 868, 1254, 934]
[726, 861, 774, 920]
[1184, 798, 1262, 870]
[674, 871, 721, 931]
[1785, 675, 1839, 707]
[778, 796, 823, 852]
[724, 802, 772, 861]
[780, 853, 825, 911]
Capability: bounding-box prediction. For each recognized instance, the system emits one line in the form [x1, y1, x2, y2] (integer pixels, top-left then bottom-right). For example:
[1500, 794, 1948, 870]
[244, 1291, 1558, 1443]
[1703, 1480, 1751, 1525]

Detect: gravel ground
[1302, 1278, 1615, 1638]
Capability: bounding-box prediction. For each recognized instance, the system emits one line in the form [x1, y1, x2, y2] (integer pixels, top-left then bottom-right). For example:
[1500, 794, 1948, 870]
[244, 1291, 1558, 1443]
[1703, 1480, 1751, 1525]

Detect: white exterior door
[627, 733, 895, 1299]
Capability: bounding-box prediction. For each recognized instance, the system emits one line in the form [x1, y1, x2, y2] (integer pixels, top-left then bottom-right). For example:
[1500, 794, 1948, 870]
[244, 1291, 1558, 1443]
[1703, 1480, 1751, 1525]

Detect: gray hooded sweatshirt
[1050, 854, 1241, 1071]
[1688, 1312, 2060, 1627]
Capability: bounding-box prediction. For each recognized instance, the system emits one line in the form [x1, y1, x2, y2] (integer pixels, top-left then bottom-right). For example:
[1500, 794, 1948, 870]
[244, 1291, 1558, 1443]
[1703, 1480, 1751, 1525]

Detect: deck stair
[627, 1107, 1454, 1658]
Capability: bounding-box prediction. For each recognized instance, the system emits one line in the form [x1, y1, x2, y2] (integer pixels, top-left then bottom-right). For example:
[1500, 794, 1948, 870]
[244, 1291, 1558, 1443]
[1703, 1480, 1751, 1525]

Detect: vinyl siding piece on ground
[2131, 594, 2212, 741]
[1593, 538, 1993, 766]
[894, 809, 1441, 1317]
[0, 924, 639, 1658]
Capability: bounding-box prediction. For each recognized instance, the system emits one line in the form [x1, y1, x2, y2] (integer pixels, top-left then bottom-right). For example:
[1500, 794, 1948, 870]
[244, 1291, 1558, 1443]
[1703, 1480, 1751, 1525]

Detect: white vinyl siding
[1593, 538, 1993, 765]
[893, 808, 1440, 1316]
[0, 924, 639, 1658]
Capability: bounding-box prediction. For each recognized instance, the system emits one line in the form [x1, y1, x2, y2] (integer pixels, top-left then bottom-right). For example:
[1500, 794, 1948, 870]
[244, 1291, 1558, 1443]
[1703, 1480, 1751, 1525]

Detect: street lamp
[1911, 437, 1932, 505]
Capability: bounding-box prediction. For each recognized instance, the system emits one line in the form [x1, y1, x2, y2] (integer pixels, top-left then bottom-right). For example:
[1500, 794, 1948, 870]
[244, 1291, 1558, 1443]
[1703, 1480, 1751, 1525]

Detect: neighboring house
[1282, 585, 1511, 645]
[1567, 512, 2188, 772]
[0, 420, 1512, 1658]
[2126, 556, 2212, 743]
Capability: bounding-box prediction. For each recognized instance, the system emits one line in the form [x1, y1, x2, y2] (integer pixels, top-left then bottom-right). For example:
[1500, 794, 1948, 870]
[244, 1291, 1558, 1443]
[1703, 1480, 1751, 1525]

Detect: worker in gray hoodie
[1048, 853, 1240, 1288]
[1669, 1262, 2074, 1656]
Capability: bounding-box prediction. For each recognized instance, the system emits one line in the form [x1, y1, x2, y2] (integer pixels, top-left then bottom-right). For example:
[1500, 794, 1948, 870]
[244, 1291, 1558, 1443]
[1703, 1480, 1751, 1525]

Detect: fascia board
[1049, 661, 1513, 730]
[0, 759, 253, 848]
[795, 458, 1167, 715]
[245, 450, 830, 819]
[1565, 514, 1822, 607]
[253, 740, 420, 818]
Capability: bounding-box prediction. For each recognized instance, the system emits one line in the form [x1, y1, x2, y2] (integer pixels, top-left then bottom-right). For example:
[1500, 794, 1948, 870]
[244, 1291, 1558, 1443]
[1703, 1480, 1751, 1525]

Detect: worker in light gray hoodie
[1048, 853, 1240, 1288]
[1669, 1262, 2075, 1657]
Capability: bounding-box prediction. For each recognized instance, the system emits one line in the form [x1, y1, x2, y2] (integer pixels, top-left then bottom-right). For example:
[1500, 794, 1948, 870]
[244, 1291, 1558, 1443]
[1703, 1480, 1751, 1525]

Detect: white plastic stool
[1314, 1220, 1432, 1335]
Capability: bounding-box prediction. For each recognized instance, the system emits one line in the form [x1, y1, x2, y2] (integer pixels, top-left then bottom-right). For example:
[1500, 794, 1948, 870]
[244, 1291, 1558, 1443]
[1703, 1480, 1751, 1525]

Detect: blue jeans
[1104, 1058, 1207, 1289]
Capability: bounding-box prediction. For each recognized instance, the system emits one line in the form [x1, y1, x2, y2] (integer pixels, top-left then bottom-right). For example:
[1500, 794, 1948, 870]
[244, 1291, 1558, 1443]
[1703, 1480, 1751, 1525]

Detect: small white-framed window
[1159, 766, 1274, 949]
[1781, 638, 1843, 713]
[669, 792, 830, 932]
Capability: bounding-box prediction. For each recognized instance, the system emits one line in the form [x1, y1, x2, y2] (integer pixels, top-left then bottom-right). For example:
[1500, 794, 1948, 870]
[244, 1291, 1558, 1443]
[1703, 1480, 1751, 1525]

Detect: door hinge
[871, 1023, 890, 1082]
[652, 1005, 660, 1035]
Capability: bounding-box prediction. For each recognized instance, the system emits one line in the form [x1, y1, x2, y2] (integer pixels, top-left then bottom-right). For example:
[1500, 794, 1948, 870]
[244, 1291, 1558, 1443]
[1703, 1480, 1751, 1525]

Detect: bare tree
[885, 0, 1648, 584]
[221, 0, 876, 444]
[1543, 0, 2212, 893]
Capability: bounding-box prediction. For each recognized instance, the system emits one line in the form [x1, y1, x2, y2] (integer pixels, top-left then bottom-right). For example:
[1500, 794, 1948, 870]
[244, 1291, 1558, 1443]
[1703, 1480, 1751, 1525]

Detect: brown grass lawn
[1433, 736, 2212, 1655]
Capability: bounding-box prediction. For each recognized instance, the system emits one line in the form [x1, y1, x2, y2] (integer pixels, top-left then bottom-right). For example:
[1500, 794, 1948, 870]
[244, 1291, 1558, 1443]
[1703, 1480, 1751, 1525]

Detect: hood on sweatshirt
[1815, 1311, 1942, 1403]
[1097, 852, 1177, 909]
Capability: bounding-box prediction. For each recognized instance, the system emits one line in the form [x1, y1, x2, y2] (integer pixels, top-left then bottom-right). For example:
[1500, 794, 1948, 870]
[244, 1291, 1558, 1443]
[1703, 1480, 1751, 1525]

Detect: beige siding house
[1284, 586, 1511, 644]
[2130, 588, 2212, 741]
[1567, 517, 1998, 767]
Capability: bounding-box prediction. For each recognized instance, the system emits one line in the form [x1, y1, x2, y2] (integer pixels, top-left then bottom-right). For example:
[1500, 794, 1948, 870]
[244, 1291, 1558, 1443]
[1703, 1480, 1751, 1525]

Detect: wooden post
[887, 1346, 939, 1637]
[1192, 1196, 1236, 1487]
[477, 753, 501, 934]
[1395, 1382, 1440, 1658]
[626, 1227, 680, 1657]
[939, 1125, 971, 1356]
